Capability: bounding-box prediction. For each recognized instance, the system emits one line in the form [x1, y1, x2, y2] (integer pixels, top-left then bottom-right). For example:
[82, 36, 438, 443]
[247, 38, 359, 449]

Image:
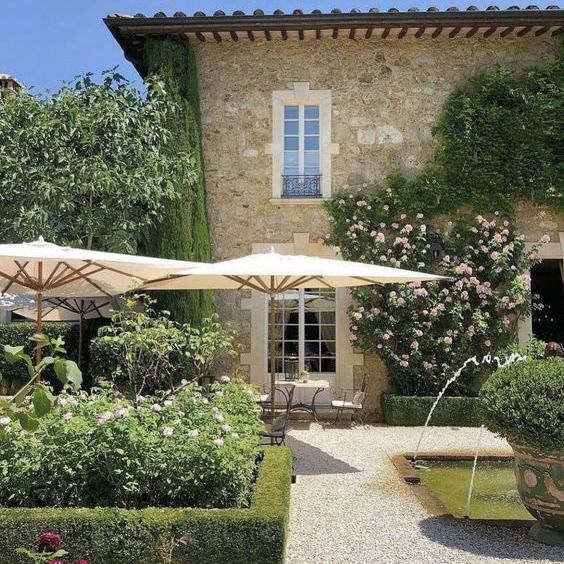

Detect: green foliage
[381, 394, 482, 426]
[432, 54, 564, 213]
[0, 323, 81, 394]
[480, 358, 564, 452]
[0, 335, 82, 434]
[0, 379, 261, 509]
[142, 38, 213, 324]
[90, 298, 236, 397]
[495, 336, 547, 361]
[0, 69, 194, 252]
[326, 190, 542, 395]
[0, 447, 291, 564]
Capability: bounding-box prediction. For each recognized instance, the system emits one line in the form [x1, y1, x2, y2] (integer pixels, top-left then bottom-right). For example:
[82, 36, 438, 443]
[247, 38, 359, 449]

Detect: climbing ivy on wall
[431, 51, 564, 214]
[143, 38, 213, 324]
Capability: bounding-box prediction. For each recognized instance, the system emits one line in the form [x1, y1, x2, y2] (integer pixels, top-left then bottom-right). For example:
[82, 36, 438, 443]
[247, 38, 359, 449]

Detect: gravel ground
[284, 423, 564, 564]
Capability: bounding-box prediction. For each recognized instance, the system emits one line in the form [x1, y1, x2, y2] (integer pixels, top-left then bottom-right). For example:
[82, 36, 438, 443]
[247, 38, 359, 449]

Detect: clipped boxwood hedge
[381, 394, 482, 426]
[0, 322, 81, 394]
[0, 447, 291, 564]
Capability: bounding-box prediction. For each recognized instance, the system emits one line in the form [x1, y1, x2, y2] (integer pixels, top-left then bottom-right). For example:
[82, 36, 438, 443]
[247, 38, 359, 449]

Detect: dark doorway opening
[531, 259, 564, 344]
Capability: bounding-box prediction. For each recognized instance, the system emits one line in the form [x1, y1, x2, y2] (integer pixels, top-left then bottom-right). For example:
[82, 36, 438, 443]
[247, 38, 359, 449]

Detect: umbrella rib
[49, 263, 95, 289]
[277, 276, 313, 293]
[51, 263, 114, 297]
[14, 261, 36, 288]
[3, 261, 32, 293]
[86, 261, 148, 282]
[310, 276, 336, 289]
[0, 267, 35, 292]
[226, 275, 267, 294]
[351, 276, 384, 285]
[44, 262, 64, 287]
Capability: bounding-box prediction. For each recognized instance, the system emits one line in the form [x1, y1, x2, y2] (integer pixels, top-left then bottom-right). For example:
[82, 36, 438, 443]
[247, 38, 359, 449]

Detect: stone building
[106, 7, 564, 415]
[0, 74, 23, 98]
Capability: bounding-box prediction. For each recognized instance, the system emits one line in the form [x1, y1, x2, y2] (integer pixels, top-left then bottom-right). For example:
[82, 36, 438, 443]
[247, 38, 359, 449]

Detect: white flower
[115, 408, 128, 419]
[162, 426, 174, 437]
[213, 438, 224, 447]
[231, 432, 239, 439]
[152, 404, 162, 412]
[67, 397, 79, 407]
[0, 416, 11, 427]
[180, 379, 188, 386]
[221, 424, 232, 433]
[178, 410, 185, 417]
[188, 429, 199, 439]
[540, 234, 551, 244]
[214, 413, 225, 424]
[97, 411, 114, 426]
[163, 400, 173, 407]
[63, 412, 73, 422]
[56, 397, 68, 407]
[220, 375, 230, 383]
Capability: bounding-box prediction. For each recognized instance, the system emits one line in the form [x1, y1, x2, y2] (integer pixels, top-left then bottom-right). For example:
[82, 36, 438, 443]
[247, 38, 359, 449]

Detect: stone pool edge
[390, 451, 532, 528]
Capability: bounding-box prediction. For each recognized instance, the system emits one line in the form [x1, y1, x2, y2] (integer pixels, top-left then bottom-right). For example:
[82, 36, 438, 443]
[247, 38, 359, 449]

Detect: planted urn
[480, 358, 564, 546]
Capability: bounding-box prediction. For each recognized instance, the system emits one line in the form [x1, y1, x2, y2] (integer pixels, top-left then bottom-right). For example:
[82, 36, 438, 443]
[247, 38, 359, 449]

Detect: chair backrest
[353, 375, 369, 407]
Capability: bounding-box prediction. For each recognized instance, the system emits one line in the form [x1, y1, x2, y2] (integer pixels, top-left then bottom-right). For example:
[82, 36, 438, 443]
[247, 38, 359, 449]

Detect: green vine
[142, 38, 213, 324]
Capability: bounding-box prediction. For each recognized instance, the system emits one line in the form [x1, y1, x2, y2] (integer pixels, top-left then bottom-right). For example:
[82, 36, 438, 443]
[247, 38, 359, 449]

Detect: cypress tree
[142, 38, 213, 323]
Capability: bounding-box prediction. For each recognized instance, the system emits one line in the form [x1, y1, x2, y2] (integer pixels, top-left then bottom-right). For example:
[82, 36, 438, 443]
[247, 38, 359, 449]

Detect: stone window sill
[269, 198, 331, 206]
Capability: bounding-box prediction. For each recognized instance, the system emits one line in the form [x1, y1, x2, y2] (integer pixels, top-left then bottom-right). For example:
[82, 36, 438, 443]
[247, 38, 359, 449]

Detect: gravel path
[285, 423, 563, 564]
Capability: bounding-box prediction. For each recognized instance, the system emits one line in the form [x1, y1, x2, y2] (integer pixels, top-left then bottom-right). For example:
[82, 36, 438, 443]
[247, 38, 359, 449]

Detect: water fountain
[411, 351, 525, 464]
[464, 424, 485, 518]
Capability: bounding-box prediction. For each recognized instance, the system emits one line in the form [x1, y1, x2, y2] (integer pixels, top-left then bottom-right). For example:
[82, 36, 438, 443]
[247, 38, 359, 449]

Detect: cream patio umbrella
[142, 251, 448, 419]
[0, 237, 200, 366]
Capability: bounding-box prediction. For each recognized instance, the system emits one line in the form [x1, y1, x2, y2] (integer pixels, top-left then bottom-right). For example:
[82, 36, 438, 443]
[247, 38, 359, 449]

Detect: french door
[268, 288, 336, 377]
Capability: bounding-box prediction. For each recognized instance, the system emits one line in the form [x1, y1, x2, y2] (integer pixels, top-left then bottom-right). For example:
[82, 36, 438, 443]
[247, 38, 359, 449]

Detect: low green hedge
[381, 394, 482, 426]
[0, 447, 291, 564]
[0, 322, 81, 394]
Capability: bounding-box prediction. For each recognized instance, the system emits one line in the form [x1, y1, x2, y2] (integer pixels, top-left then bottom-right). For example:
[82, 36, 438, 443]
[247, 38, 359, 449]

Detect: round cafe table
[275, 378, 330, 422]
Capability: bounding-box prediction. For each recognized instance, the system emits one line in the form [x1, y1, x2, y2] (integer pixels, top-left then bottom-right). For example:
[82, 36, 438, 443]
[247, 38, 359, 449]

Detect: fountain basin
[393, 453, 533, 523]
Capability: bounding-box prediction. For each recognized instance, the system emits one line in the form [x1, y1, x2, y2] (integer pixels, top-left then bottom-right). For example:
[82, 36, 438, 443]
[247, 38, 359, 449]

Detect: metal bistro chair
[260, 382, 296, 446]
[331, 374, 369, 425]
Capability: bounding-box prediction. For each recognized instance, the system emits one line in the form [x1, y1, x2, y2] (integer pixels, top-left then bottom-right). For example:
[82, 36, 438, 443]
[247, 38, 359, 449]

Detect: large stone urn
[512, 443, 564, 546]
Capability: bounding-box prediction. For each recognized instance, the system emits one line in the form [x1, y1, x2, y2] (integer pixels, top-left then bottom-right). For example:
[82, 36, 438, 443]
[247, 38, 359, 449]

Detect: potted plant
[480, 358, 564, 546]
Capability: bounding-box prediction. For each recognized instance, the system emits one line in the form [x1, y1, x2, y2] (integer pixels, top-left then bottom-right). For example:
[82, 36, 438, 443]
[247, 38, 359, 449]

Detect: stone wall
[192, 35, 560, 415]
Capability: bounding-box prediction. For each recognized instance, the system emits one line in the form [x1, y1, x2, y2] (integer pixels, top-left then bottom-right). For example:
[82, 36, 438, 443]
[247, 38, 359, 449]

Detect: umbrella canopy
[15, 298, 112, 322]
[142, 251, 446, 292]
[0, 237, 201, 365]
[143, 251, 448, 419]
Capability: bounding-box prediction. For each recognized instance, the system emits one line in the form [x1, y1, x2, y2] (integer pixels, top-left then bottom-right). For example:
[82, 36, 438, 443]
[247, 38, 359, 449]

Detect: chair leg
[334, 407, 343, 425]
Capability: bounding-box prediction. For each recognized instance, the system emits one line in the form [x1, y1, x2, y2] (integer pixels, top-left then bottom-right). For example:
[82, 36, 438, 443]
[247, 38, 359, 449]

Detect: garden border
[0, 447, 292, 564]
[381, 394, 482, 427]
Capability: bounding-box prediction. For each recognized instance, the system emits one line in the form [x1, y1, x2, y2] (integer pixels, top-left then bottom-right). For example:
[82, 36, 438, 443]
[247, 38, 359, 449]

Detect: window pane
[284, 341, 299, 356]
[284, 136, 299, 150]
[304, 168, 320, 177]
[304, 105, 319, 119]
[304, 136, 319, 150]
[304, 121, 319, 135]
[284, 105, 299, 119]
[321, 358, 336, 372]
[284, 325, 299, 340]
[320, 340, 336, 355]
[284, 167, 299, 176]
[305, 341, 320, 356]
[304, 358, 320, 372]
[284, 151, 298, 167]
[284, 121, 299, 135]
[319, 311, 335, 324]
[304, 324, 319, 340]
[304, 152, 319, 167]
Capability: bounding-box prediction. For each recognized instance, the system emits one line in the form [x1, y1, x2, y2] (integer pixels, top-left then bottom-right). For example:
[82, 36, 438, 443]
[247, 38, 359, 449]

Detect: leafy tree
[0, 69, 195, 253]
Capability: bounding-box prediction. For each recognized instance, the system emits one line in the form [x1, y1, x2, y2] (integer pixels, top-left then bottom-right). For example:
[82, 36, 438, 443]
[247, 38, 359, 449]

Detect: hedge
[381, 394, 482, 427]
[0, 322, 82, 394]
[0, 447, 292, 564]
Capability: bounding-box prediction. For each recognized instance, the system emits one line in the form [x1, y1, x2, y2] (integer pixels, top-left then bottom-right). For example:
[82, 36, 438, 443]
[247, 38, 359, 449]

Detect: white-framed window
[266, 82, 338, 201]
[268, 288, 337, 376]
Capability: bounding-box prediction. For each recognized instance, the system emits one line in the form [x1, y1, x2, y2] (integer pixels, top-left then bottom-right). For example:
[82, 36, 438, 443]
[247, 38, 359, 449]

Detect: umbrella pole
[35, 291, 43, 373]
[269, 292, 276, 422]
[78, 309, 83, 370]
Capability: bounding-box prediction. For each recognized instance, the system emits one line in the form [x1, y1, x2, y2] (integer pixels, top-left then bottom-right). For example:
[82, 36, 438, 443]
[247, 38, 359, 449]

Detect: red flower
[37, 532, 62, 552]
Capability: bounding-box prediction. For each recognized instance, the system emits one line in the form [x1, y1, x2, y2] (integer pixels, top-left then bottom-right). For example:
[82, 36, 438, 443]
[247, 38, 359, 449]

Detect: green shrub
[0, 447, 291, 564]
[381, 394, 482, 426]
[495, 336, 547, 361]
[0, 379, 262, 509]
[90, 301, 236, 396]
[480, 358, 564, 451]
[0, 323, 81, 394]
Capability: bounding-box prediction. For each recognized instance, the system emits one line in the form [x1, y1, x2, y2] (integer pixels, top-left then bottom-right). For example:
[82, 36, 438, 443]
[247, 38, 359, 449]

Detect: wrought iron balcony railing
[281, 175, 321, 198]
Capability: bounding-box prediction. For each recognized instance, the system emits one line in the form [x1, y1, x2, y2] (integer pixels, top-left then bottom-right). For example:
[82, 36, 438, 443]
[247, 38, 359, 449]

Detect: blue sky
[3, 1, 518, 92]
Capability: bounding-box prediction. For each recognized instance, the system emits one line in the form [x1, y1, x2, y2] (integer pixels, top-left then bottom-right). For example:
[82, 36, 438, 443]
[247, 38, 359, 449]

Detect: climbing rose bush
[326, 188, 546, 395]
[0, 379, 262, 509]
